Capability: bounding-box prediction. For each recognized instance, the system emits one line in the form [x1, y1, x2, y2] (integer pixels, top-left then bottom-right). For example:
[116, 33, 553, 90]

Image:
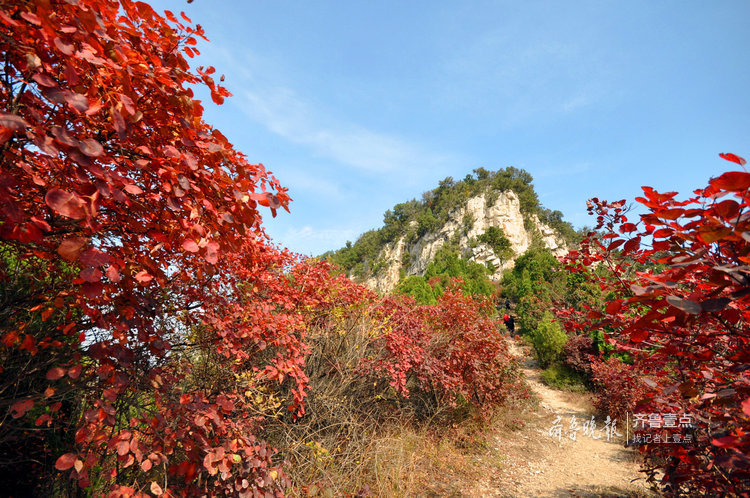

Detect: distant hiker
[504, 298, 511, 310]
[503, 314, 515, 336]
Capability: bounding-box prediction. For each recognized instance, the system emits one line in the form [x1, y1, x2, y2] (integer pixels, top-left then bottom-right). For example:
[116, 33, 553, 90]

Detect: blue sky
[150, 0, 749, 256]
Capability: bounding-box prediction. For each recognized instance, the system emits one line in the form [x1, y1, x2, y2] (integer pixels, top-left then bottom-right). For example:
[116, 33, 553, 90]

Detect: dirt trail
[473, 341, 655, 497]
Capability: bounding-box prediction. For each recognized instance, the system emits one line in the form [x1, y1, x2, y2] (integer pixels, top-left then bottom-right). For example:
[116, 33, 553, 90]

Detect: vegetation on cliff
[322, 167, 579, 281]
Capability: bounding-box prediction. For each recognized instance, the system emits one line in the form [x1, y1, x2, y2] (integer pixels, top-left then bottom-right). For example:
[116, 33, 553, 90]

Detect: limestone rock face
[362, 191, 568, 293]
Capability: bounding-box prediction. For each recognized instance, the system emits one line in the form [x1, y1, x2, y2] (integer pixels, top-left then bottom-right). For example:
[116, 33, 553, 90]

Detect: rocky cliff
[362, 190, 568, 293]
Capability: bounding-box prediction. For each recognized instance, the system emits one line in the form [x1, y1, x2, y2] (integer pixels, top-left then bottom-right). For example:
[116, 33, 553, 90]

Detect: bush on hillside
[563, 334, 597, 376]
[530, 312, 567, 368]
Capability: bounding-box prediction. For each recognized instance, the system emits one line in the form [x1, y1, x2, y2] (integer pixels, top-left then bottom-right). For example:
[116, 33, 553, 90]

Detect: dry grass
[280, 405, 535, 497]
[263, 308, 534, 497]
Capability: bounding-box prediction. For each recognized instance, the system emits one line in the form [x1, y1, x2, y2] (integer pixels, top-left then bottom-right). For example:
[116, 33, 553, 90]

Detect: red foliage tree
[554, 154, 750, 494]
[0, 0, 319, 495]
[369, 281, 528, 415]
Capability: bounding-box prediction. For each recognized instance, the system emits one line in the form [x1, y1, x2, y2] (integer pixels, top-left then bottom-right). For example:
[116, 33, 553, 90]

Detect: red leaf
[80, 267, 102, 283]
[79, 138, 104, 157]
[53, 37, 75, 56]
[46, 367, 66, 380]
[719, 152, 747, 166]
[135, 270, 153, 284]
[10, 399, 34, 418]
[123, 184, 143, 195]
[182, 239, 199, 252]
[623, 236, 641, 254]
[33, 72, 58, 88]
[82, 281, 104, 298]
[652, 228, 673, 239]
[106, 265, 121, 283]
[666, 295, 701, 314]
[714, 199, 740, 219]
[55, 453, 77, 471]
[606, 239, 624, 251]
[164, 10, 178, 23]
[118, 93, 136, 115]
[711, 435, 739, 449]
[20, 11, 42, 25]
[45, 188, 86, 219]
[141, 459, 153, 471]
[710, 171, 750, 191]
[67, 364, 82, 379]
[116, 440, 130, 456]
[0, 112, 29, 130]
[630, 328, 649, 343]
[79, 248, 110, 267]
[657, 208, 684, 220]
[742, 397, 750, 417]
[46, 89, 89, 112]
[605, 300, 621, 315]
[35, 413, 51, 426]
[205, 241, 219, 264]
[58, 237, 87, 262]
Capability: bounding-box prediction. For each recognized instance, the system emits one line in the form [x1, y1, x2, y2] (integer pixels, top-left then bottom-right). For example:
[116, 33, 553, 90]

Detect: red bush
[554, 154, 750, 494]
[563, 334, 596, 375]
[368, 281, 528, 416]
[589, 357, 648, 418]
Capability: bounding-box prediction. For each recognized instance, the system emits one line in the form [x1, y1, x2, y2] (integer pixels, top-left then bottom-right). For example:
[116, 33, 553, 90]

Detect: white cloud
[275, 225, 360, 256]
[277, 168, 345, 200]
[238, 86, 457, 177]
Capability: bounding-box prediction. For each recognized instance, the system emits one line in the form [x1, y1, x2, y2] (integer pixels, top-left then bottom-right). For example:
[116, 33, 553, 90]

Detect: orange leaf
[55, 453, 77, 471]
[150, 481, 164, 496]
[135, 270, 153, 284]
[58, 237, 87, 262]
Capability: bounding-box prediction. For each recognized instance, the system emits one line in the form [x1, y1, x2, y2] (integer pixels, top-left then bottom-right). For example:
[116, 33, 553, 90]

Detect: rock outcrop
[362, 191, 568, 293]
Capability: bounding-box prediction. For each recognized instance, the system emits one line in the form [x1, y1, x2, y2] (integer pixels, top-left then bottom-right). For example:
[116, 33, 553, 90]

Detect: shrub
[563, 334, 596, 376]
[530, 312, 567, 368]
[395, 275, 437, 305]
[540, 364, 587, 392]
[589, 357, 648, 419]
[553, 156, 750, 494]
[367, 282, 528, 418]
[478, 226, 513, 261]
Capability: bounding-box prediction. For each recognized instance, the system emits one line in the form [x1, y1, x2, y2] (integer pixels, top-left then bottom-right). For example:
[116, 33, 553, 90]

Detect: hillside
[323, 167, 580, 293]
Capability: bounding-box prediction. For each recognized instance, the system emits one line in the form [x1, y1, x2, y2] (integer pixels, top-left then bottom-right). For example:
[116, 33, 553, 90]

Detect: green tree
[395, 276, 437, 305]
[530, 313, 568, 368]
